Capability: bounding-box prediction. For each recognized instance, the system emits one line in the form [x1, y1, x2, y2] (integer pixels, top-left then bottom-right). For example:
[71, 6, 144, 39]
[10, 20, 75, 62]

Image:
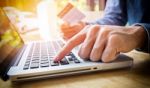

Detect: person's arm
[55, 25, 147, 62]
[59, 0, 127, 40]
[134, 23, 150, 53]
[88, 0, 150, 53]
[88, 0, 127, 26]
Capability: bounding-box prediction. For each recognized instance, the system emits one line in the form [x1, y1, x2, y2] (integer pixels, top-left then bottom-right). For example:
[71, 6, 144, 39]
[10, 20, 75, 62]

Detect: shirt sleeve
[134, 23, 150, 53]
[87, 0, 127, 26]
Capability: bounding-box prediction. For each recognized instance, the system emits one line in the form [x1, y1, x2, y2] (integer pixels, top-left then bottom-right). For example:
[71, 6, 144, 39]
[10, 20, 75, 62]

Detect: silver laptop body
[0, 8, 133, 82]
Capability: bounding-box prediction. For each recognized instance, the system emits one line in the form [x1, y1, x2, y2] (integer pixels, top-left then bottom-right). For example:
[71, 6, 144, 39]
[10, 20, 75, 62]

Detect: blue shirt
[91, 0, 150, 53]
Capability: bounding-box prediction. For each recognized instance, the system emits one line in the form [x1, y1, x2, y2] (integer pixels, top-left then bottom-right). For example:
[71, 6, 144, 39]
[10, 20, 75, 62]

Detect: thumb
[61, 22, 70, 29]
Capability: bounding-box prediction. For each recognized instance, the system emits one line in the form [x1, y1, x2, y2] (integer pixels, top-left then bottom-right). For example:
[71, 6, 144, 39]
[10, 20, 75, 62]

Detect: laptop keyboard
[23, 41, 80, 70]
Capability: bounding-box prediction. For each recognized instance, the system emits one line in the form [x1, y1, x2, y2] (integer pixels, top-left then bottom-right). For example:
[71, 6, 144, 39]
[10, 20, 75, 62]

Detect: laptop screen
[0, 8, 24, 68]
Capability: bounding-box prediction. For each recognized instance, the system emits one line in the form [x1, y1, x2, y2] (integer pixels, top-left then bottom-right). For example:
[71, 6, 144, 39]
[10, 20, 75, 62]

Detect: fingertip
[55, 49, 67, 62]
[101, 52, 114, 63]
[101, 48, 113, 63]
[101, 55, 106, 63]
[54, 56, 59, 62]
[101, 57, 111, 63]
[101, 49, 117, 63]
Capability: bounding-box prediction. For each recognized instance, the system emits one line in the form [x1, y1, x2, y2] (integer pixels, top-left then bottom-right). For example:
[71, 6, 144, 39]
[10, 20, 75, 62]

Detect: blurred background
[0, 0, 105, 41]
[0, 0, 106, 12]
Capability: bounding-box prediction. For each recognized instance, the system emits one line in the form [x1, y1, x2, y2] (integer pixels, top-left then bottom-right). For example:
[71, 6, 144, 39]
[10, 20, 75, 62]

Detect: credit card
[58, 3, 85, 25]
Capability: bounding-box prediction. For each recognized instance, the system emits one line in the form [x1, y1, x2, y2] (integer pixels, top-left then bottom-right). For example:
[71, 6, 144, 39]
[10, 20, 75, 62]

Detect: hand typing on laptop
[55, 0, 150, 63]
[55, 24, 146, 62]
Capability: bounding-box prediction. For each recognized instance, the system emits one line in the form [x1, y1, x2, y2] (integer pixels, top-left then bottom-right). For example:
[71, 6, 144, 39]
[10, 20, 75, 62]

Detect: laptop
[0, 8, 133, 82]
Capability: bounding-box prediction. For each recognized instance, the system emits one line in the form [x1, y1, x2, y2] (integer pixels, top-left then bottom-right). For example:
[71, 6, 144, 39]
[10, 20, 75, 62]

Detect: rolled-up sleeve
[87, 0, 150, 53]
[134, 23, 150, 53]
[88, 0, 127, 26]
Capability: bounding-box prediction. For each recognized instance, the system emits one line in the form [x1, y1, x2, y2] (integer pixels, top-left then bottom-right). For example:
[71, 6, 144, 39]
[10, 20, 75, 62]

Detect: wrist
[132, 26, 147, 48]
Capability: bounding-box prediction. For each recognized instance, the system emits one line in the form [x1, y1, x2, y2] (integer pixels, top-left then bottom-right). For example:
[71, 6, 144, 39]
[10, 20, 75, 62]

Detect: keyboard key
[30, 63, 39, 69]
[32, 61, 39, 63]
[50, 61, 59, 66]
[66, 56, 73, 61]
[24, 41, 82, 70]
[27, 57, 31, 60]
[32, 56, 40, 58]
[25, 60, 30, 64]
[74, 59, 80, 63]
[60, 58, 69, 65]
[49, 53, 55, 56]
[41, 58, 48, 60]
[71, 54, 76, 58]
[41, 56, 48, 58]
[28, 54, 32, 57]
[41, 57, 48, 60]
[49, 56, 55, 58]
[23, 65, 29, 70]
[40, 63, 49, 67]
[41, 61, 49, 64]
[33, 53, 39, 56]
[25, 61, 30, 65]
[23, 63, 30, 70]
[32, 59, 39, 63]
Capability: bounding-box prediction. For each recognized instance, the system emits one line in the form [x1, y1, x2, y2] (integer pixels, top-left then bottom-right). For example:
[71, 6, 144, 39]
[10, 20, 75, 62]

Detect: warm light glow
[37, 0, 58, 40]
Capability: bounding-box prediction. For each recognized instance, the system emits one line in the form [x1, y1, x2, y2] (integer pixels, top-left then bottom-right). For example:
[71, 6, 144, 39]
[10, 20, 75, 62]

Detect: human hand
[60, 22, 86, 40]
[55, 25, 146, 62]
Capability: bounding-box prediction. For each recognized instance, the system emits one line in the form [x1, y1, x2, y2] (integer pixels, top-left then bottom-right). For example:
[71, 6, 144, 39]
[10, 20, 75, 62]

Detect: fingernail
[54, 57, 59, 62]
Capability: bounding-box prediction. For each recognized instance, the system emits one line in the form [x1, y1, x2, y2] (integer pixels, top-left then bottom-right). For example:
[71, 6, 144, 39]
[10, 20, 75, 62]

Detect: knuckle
[88, 25, 100, 35]
[92, 25, 100, 30]
[100, 27, 111, 36]
[108, 34, 119, 45]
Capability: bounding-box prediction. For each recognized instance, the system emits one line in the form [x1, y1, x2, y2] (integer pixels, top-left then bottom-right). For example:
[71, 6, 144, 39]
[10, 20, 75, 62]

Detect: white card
[58, 3, 85, 25]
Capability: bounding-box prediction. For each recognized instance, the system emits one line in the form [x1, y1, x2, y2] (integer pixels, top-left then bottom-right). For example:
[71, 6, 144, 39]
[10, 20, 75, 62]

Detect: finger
[61, 22, 69, 29]
[78, 25, 99, 60]
[90, 27, 110, 61]
[61, 28, 76, 33]
[63, 30, 76, 37]
[61, 23, 81, 30]
[55, 34, 85, 61]
[60, 23, 82, 33]
[55, 26, 90, 61]
[101, 35, 119, 62]
[63, 31, 77, 40]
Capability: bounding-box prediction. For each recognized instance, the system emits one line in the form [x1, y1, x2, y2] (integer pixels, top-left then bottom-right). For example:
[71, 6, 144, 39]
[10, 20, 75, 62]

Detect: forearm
[86, 0, 127, 26]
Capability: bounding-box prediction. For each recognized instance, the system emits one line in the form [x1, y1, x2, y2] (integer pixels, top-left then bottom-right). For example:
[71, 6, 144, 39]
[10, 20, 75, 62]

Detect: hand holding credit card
[58, 3, 85, 25]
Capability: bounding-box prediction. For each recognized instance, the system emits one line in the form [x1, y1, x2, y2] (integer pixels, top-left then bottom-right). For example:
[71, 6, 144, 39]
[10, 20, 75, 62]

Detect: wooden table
[0, 51, 150, 88]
